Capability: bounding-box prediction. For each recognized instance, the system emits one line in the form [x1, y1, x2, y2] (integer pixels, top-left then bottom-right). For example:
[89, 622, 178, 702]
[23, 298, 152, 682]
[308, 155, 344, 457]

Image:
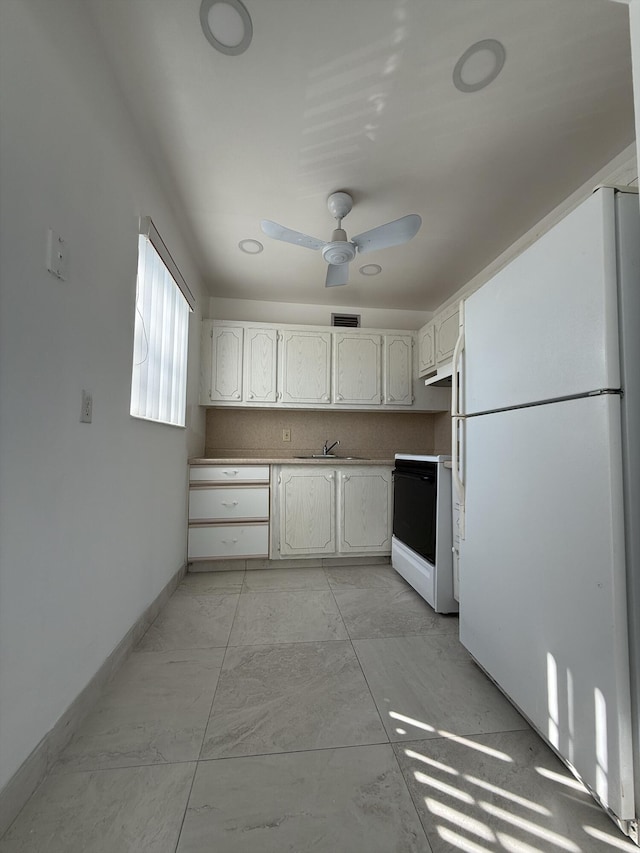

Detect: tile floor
[1, 564, 635, 852]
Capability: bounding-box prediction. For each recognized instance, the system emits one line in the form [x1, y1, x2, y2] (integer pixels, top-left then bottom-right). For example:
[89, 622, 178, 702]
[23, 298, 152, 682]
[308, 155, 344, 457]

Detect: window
[130, 218, 194, 426]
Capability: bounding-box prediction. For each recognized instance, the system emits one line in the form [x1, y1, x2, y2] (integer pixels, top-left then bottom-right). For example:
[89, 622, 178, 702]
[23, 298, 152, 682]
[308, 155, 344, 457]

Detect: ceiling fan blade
[352, 214, 422, 255]
[325, 263, 349, 287]
[260, 220, 326, 251]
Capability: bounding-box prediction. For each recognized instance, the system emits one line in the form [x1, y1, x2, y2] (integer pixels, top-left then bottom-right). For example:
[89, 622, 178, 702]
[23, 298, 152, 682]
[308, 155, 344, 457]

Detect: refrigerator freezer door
[464, 188, 622, 414]
[459, 394, 634, 819]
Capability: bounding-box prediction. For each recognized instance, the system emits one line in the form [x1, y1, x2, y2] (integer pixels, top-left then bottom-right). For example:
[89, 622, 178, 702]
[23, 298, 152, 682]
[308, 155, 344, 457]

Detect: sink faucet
[323, 439, 340, 456]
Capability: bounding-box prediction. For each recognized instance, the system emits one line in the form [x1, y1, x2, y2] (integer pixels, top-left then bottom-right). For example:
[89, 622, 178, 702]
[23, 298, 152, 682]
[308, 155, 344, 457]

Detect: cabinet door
[278, 330, 331, 404]
[338, 467, 392, 553]
[244, 327, 277, 403]
[435, 304, 459, 366]
[383, 335, 413, 406]
[209, 326, 243, 402]
[334, 332, 381, 405]
[417, 322, 436, 377]
[278, 467, 336, 556]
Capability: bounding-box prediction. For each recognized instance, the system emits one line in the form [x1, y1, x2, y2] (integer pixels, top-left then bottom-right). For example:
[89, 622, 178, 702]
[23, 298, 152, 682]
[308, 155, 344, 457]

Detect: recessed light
[239, 239, 263, 254]
[200, 0, 253, 56]
[359, 264, 382, 276]
[453, 39, 506, 93]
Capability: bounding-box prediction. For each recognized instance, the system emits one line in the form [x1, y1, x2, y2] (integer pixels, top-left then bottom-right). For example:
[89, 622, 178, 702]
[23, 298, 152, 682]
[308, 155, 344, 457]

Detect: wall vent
[331, 313, 360, 328]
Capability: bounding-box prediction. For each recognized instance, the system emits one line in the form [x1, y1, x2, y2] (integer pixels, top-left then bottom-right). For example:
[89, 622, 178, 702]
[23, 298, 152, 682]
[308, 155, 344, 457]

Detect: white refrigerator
[452, 187, 640, 836]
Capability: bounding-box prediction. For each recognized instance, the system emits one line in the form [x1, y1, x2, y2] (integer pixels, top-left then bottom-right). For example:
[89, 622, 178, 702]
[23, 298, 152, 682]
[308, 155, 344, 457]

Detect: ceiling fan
[260, 192, 422, 287]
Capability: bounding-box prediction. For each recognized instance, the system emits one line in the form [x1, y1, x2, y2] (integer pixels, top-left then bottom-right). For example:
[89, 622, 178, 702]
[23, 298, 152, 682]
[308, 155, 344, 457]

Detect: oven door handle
[393, 471, 436, 483]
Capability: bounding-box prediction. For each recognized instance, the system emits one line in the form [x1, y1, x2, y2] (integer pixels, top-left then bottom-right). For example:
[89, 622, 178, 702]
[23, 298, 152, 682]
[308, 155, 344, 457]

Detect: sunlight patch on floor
[425, 797, 496, 842]
[535, 766, 586, 791]
[403, 749, 459, 776]
[582, 825, 638, 851]
[437, 825, 494, 853]
[463, 775, 551, 816]
[479, 801, 581, 852]
[413, 770, 474, 804]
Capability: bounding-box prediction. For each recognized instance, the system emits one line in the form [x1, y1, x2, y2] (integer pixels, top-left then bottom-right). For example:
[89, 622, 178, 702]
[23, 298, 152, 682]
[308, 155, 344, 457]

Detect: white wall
[0, 0, 206, 791]
[209, 296, 432, 330]
[630, 3, 640, 158]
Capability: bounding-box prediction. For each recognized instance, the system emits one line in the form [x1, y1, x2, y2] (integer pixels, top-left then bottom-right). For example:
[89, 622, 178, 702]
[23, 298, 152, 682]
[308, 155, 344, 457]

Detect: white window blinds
[130, 221, 192, 427]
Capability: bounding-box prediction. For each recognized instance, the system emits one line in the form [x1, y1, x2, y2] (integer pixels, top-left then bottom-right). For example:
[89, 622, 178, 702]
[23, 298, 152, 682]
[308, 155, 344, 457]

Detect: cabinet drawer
[188, 523, 269, 560]
[189, 487, 269, 521]
[189, 465, 270, 483]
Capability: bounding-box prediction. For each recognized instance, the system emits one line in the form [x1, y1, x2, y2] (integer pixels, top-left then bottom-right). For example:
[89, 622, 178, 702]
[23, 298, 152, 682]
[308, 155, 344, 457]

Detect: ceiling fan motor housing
[322, 228, 356, 265]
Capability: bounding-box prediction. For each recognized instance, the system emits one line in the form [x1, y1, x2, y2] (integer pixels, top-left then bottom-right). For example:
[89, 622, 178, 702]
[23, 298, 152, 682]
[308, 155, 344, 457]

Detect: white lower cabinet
[277, 467, 336, 556]
[338, 468, 392, 553]
[188, 486, 269, 522]
[188, 464, 270, 560]
[272, 465, 392, 559]
[188, 524, 269, 560]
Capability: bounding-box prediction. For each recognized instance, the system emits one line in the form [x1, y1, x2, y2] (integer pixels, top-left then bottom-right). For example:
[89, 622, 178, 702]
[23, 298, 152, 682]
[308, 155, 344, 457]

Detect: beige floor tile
[0, 763, 195, 853]
[393, 730, 637, 853]
[136, 593, 238, 650]
[200, 641, 386, 758]
[324, 563, 411, 590]
[56, 649, 225, 771]
[242, 567, 329, 592]
[177, 746, 429, 853]
[228, 590, 348, 645]
[178, 570, 245, 595]
[354, 634, 527, 742]
[334, 587, 459, 639]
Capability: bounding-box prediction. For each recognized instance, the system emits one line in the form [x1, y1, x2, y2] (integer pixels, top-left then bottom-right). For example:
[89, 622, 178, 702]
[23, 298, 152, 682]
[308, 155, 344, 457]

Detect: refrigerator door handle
[451, 301, 465, 538]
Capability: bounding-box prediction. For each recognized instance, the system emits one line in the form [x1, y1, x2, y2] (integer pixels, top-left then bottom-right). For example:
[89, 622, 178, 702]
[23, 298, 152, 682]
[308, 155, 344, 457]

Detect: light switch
[81, 390, 92, 423]
[46, 228, 68, 280]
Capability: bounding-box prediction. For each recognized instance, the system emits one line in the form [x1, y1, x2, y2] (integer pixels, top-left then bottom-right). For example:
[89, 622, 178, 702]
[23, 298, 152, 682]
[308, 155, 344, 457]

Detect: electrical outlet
[282, 428, 291, 442]
[81, 390, 92, 423]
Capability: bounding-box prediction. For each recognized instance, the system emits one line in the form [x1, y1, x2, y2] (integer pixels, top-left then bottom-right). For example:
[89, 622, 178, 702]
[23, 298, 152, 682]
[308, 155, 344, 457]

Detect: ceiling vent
[331, 313, 360, 328]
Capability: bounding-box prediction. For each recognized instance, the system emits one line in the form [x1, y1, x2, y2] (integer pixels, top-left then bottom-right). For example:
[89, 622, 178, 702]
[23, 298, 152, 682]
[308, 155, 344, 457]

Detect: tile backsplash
[205, 409, 451, 458]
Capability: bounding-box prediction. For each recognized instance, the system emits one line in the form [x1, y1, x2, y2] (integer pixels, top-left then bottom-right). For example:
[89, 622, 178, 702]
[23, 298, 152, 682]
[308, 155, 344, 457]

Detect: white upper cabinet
[209, 325, 243, 402]
[244, 327, 277, 403]
[333, 332, 381, 405]
[383, 335, 413, 406]
[416, 303, 460, 378]
[435, 303, 459, 366]
[200, 320, 450, 411]
[417, 322, 436, 377]
[278, 330, 332, 405]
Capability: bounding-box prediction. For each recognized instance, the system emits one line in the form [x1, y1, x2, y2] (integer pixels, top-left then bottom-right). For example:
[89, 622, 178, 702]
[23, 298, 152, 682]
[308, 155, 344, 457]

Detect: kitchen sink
[294, 455, 365, 460]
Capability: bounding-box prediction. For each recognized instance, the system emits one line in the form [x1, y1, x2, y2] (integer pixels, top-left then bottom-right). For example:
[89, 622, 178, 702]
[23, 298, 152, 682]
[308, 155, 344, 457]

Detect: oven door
[392, 463, 437, 564]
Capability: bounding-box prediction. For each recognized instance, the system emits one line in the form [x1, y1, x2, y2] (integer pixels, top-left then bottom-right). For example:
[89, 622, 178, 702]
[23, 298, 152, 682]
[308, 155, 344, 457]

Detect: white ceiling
[88, 0, 635, 312]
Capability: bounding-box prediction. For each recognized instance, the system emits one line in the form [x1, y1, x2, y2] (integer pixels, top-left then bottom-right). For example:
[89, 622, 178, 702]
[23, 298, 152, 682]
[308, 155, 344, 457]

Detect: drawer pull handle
[223, 470, 239, 476]
[221, 538, 239, 545]
[221, 500, 239, 507]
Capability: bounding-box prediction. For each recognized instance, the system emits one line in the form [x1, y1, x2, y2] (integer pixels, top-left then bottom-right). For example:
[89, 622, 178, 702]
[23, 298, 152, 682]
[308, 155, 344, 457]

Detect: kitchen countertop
[189, 455, 395, 466]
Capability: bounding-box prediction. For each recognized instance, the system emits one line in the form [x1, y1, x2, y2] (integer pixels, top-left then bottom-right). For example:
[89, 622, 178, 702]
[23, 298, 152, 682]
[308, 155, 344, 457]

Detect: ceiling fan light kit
[260, 191, 421, 288]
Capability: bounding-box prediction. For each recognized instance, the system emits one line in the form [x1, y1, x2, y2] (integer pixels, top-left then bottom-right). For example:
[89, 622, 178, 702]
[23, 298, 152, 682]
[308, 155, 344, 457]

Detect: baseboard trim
[0, 562, 186, 838]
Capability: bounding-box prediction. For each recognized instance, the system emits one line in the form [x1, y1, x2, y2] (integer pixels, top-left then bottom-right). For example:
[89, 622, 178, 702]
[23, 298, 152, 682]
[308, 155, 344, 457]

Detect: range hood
[424, 362, 453, 388]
